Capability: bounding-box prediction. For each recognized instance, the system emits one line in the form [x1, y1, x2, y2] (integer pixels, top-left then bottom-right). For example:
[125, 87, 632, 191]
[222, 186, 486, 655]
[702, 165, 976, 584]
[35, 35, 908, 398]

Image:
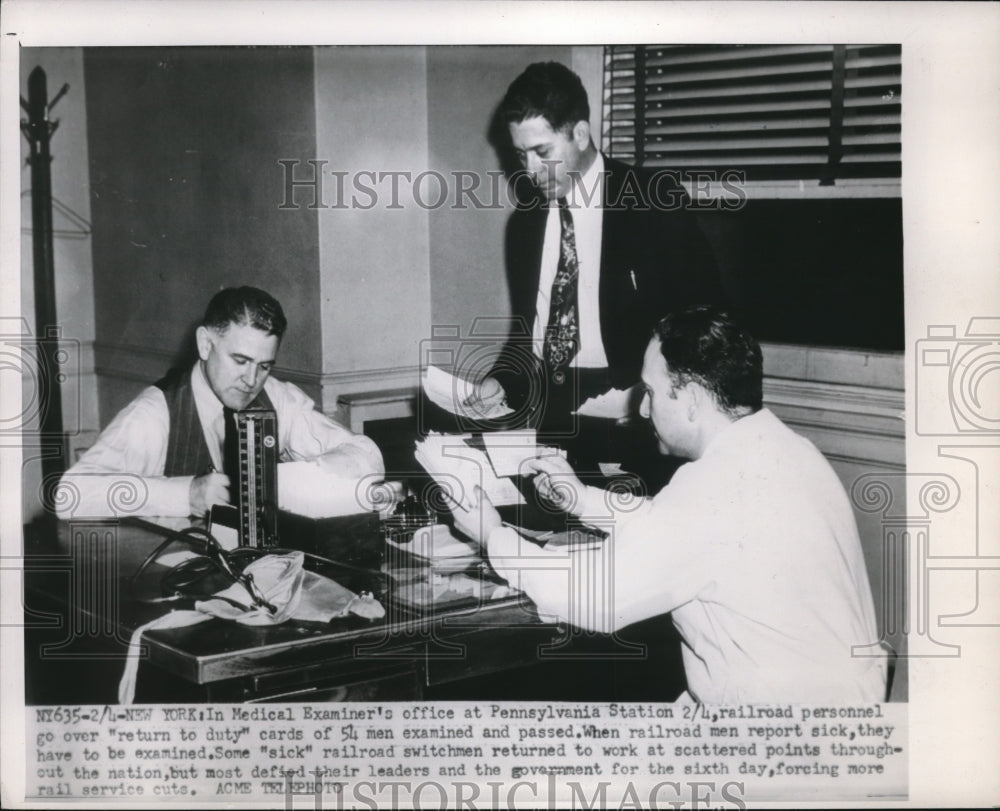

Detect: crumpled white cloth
[118, 551, 384, 703]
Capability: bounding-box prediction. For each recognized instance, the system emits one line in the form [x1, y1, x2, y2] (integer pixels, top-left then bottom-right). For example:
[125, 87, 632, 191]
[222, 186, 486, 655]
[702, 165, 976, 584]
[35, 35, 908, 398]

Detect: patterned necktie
[543, 198, 580, 376]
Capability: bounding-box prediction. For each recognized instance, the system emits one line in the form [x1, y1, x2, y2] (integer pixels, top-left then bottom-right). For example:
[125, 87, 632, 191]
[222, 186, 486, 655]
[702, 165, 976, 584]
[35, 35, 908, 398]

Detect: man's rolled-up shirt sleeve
[56, 388, 193, 518]
[269, 379, 385, 478]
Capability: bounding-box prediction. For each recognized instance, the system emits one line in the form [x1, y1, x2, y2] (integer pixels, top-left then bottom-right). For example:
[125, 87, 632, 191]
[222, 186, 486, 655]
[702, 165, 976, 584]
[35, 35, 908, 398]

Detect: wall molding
[763, 376, 905, 469]
[762, 342, 904, 389]
[689, 178, 900, 201]
[93, 341, 174, 385]
[759, 343, 905, 469]
[321, 365, 421, 395]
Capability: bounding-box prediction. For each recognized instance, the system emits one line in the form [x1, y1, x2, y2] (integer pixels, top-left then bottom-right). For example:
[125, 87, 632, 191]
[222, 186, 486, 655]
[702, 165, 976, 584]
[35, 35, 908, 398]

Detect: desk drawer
[422, 625, 559, 686]
[250, 661, 420, 702]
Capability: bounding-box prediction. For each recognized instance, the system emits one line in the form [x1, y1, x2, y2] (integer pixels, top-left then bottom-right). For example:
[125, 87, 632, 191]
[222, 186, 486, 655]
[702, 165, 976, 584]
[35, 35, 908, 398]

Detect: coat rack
[21, 67, 70, 481]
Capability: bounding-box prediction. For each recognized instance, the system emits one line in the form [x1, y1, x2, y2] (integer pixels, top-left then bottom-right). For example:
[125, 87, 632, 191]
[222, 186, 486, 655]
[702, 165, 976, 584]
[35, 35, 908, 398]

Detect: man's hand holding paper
[522, 455, 586, 516]
[463, 376, 507, 415]
[422, 366, 513, 421]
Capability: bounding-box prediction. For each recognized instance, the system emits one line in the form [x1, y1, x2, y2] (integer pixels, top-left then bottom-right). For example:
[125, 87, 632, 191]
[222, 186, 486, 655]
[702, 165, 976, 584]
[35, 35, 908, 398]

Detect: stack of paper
[422, 365, 514, 420]
[385, 524, 480, 561]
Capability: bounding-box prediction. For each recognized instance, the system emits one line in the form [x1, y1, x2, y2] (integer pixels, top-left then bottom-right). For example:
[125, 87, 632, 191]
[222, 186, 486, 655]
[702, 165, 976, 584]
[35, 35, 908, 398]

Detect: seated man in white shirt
[57, 286, 384, 519]
[451, 305, 887, 704]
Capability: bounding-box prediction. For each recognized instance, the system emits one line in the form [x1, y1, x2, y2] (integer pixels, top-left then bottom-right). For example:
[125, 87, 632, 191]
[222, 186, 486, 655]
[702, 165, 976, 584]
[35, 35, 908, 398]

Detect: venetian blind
[602, 44, 901, 185]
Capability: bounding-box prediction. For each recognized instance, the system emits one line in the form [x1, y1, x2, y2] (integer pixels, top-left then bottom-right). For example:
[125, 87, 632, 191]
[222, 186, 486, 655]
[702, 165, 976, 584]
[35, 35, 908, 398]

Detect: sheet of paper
[277, 461, 377, 518]
[208, 521, 239, 551]
[573, 386, 634, 419]
[481, 430, 566, 478]
[385, 524, 479, 560]
[422, 365, 514, 420]
[415, 433, 524, 507]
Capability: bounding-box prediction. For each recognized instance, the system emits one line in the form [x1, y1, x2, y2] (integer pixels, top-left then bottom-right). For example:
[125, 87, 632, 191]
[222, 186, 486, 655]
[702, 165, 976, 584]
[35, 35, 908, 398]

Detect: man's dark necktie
[543, 198, 580, 380]
[222, 407, 239, 480]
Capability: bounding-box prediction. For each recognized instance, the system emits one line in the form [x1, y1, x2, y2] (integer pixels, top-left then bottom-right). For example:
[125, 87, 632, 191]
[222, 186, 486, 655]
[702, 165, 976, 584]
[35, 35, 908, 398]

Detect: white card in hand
[482, 431, 565, 478]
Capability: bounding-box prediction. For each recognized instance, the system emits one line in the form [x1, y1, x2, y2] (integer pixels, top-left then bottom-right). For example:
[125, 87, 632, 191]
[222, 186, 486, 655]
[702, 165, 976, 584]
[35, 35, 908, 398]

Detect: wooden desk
[22, 516, 562, 703]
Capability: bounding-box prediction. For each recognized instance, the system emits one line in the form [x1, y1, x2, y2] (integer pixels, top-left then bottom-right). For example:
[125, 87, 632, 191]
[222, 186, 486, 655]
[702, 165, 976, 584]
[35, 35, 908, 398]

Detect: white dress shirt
[532, 152, 608, 368]
[57, 364, 385, 518]
[486, 409, 887, 704]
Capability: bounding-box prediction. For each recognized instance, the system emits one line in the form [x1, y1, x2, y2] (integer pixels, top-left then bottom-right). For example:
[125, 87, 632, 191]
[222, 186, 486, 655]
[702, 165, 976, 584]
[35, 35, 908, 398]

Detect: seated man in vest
[451, 306, 886, 704]
[57, 286, 384, 519]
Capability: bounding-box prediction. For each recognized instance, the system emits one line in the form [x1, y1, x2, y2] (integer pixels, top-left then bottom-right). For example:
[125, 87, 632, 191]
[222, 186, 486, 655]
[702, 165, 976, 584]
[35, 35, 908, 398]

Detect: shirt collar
[700, 408, 775, 459]
[556, 150, 604, 210]
[191, 360, 224, 420]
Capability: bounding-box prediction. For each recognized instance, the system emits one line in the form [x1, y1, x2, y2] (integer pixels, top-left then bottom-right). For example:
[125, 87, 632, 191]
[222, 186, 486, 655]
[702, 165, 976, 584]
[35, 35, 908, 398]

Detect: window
[603, 44, 901, 192]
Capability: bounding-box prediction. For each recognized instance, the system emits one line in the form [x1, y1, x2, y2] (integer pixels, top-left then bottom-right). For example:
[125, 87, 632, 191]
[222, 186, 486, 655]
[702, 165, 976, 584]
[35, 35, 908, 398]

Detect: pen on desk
[629, 270, 637, 291]
[506, 522, 554, 540]
[435, 486, 470, 513]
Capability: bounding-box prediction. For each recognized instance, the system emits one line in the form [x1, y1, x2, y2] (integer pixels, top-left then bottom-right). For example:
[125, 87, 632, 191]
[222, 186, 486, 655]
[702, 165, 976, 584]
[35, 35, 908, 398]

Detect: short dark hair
[500, 61, 590, 133]
[652, 306, 763, 416]
[201, 286, 287, 338]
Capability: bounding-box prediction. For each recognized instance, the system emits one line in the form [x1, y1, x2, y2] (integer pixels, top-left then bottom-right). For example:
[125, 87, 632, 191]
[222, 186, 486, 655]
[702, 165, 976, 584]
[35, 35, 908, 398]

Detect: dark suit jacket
[495, 155, 725, 411]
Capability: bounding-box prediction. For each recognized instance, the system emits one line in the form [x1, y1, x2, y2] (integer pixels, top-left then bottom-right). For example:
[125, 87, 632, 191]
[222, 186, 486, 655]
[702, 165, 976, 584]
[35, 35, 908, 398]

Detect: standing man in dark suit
[468, 61, 725, 480]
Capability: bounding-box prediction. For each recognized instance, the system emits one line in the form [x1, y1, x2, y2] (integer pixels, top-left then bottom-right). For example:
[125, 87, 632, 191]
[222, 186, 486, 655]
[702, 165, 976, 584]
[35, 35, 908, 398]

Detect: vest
[154, 366, 276, 477]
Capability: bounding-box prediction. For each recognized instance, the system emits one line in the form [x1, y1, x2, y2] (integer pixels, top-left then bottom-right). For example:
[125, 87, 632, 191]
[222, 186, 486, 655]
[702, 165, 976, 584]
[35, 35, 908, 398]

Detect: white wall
[314, 47, 434, 410]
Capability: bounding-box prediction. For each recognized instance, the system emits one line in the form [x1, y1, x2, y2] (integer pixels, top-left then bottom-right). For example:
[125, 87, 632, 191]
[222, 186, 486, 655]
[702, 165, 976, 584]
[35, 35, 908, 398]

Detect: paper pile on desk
[414, 433, 524, 506]
[422, 365, 514, 420]
[385, 523, 480, 561]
